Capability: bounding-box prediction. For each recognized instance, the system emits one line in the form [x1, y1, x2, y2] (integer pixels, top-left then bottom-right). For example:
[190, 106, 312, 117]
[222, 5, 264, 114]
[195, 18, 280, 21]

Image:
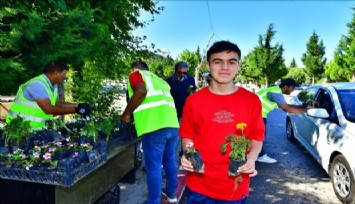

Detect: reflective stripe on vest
[6, 75, 57, 129]
[128, 70, 179, 136]
[257, 86, 282, 118]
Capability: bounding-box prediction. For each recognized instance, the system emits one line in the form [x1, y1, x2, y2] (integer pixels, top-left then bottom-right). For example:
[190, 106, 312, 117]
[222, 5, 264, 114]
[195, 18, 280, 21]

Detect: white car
[286, 82, 355, 203]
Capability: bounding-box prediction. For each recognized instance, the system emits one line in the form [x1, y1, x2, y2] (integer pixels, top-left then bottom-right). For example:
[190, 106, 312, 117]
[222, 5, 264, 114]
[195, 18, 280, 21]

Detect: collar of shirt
[42, 74, 57, 91]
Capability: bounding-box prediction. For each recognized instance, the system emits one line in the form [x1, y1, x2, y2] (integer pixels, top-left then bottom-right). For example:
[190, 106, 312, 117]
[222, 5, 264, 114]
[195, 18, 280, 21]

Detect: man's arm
[36, 99, 76, 115]
[268, 92, 308, 114]
[278, 103, 308, 114]
[120, 82, 147, 122]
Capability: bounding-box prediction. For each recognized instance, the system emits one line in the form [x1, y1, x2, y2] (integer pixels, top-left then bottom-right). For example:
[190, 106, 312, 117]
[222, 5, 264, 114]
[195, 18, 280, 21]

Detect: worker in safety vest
[256, 78, 309, 163]
[6, 61, 91, 129]
[120, 61, 179, 204]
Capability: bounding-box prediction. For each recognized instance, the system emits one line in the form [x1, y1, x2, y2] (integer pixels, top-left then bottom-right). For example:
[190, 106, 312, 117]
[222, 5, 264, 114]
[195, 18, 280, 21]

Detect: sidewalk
[117, 162, 187, 204]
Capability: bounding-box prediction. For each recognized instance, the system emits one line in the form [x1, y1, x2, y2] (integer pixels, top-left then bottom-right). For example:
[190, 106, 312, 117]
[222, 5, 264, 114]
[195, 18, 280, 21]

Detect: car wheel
[330, 155, 355, 204]
[286, 118, 296, 143]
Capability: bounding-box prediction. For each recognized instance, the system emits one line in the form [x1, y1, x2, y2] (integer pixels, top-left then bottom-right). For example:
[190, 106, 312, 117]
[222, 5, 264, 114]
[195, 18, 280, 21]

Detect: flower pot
[228, 158, 245, 177]
[184, 150, 204, 173]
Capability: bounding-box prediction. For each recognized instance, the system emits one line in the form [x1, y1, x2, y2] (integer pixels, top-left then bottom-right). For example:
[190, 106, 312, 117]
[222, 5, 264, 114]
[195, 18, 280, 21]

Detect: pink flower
[33, 152, 40, 158]
[81, 143, 89, 147]
[43, 153, 51, 160]
[72, 152, 79, 157]
[21, 154, 26, 159]
[56, 142, 62, 146]
[49, 147, 56, 152]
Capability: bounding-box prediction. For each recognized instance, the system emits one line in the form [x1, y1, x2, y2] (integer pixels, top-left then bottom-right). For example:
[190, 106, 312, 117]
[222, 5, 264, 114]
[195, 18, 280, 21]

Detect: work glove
[75, 103, 91, 117]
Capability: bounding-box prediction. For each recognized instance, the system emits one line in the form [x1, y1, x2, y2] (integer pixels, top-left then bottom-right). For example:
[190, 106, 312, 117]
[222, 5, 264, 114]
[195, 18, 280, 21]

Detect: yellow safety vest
[257, 86, 282, 118]
[6, 75, 57, 129]
[128, 70, 179, 137]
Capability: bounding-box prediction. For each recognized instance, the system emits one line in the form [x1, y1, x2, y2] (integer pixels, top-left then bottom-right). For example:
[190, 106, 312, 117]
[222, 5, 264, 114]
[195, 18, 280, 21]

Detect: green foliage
[178, 49, 200, 77]
[221, 135, 250, 161]
[241, 24, 287, 86]
[301, 31, 327, 83]
[333, 7, 355, 81]
[324, 60, 349, 82]
[289, 58, 297, 68]
[80, 120, 99, 143]
[3, 117, 31, 147]
[285, 67, 307, 84]
[0, 0, 161, 96]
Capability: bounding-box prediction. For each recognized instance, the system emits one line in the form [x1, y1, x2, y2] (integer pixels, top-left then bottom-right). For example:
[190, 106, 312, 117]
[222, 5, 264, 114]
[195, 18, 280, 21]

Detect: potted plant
[220, 123, 250, 176]
[3, 117, 31, 149]
[183, 142, 204, 173]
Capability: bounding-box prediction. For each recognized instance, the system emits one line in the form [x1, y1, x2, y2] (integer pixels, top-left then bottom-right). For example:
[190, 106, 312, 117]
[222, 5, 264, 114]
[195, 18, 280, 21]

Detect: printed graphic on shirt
[212, 109, 234, 123]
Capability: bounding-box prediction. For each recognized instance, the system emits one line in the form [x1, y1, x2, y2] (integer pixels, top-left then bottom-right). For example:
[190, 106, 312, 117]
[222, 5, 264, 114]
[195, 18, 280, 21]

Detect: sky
[133, 1, 355, 67]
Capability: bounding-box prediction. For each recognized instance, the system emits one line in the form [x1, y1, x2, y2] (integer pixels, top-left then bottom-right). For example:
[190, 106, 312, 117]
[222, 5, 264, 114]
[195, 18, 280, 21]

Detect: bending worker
[256, 78, 309, 163]
[6, 61, 91, 129]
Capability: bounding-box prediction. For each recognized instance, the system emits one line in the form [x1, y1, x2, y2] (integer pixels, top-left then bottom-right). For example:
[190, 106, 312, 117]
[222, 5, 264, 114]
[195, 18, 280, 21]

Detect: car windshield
[338, 89, 355, 123]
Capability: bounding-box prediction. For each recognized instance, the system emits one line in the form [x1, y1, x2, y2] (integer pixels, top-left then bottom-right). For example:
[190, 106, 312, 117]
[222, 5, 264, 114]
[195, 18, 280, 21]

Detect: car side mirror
[307, 108, 329, 118]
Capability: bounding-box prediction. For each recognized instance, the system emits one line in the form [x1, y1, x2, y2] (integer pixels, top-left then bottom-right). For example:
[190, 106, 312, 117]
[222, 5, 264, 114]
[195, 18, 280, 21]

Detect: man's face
[283, 86, 295, 95]
[206, 51, 240, 85]
[175, 67, 188, 81]
[54, 70, 67, 84]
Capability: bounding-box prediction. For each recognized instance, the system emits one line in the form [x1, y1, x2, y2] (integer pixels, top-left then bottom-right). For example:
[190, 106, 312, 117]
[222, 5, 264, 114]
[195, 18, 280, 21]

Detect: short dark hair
[131, 61, 149, 70]
[279, 78, 299, 88]
[206, 40, 241, 63]
[44, 61, 68, 74]
[174, 61, 189, 71]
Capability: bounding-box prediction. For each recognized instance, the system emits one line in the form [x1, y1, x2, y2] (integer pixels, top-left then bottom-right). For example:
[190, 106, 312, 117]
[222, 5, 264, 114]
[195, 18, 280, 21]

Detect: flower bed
[0, 141, 107, 187]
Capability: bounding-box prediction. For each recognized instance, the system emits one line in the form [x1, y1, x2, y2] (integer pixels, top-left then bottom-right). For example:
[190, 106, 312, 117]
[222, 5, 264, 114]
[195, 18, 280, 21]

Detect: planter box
[0, 137, 139, 204]
[0, 141, 107, 187]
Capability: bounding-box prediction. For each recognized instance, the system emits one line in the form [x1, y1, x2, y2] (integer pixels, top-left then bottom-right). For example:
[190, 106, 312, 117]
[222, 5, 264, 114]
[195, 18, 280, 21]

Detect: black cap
[279, 78, 299, 87]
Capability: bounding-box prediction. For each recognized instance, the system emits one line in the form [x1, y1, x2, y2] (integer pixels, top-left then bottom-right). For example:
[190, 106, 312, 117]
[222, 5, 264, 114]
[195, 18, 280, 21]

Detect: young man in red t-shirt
[180, 40, 265, 203]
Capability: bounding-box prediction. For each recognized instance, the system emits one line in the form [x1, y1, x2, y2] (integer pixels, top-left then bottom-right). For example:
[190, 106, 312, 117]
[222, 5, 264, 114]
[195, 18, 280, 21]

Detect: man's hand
[75, 103, 91, 116]
[181, 154, 195, 172]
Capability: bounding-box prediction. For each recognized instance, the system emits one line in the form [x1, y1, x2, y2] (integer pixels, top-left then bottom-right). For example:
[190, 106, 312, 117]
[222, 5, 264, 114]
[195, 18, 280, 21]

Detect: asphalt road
[247, 109, 340, 204]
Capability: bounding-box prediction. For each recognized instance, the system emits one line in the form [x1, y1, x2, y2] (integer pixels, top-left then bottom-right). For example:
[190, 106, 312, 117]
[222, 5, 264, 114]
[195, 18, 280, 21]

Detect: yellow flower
[236, 123, 247, 132]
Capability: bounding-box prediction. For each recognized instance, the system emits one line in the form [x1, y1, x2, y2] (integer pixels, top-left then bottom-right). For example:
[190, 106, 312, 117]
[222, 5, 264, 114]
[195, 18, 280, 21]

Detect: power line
[206, 0, 215, 35]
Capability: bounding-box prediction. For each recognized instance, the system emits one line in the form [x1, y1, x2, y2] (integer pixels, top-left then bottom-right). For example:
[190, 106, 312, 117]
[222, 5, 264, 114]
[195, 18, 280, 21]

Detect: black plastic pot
[184, 150, 204, 173]
[228, 158, 246, 176]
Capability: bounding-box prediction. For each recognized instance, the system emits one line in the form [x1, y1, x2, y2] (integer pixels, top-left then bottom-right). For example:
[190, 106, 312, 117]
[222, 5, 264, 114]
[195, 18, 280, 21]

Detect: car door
[306, 88, 337, 158]
[291, 87, 319, 147]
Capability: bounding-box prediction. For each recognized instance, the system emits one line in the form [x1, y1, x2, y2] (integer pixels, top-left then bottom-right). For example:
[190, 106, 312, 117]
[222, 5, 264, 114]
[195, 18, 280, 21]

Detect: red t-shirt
[129, 71, 144, 88]
[179, 87, 265, 201]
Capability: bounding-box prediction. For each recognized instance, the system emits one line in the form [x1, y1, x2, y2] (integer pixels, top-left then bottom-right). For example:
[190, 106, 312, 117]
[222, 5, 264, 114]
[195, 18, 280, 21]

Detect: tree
[285, 67, 307, 84]
[0, 0, 161, 96]
[301, 31, 327, 84]
[333, 7, 355, 81]
[324, 60, 347, 82]
[178, 49, 200, 79]
[289, 58, 297, 68]
[238, 51, 262, 84]
[247, 24, 287, 87]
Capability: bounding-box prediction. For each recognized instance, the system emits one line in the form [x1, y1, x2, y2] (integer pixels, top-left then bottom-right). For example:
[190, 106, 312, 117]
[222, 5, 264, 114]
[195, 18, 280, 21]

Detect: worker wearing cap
[256, 78, 309, 163]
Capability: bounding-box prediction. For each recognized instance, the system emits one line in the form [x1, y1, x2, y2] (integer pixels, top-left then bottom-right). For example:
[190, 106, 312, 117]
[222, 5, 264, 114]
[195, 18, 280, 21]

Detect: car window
[314, 89, 338, 123]
[338, 89, 355, 123]
[297, 87, 318, 104]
